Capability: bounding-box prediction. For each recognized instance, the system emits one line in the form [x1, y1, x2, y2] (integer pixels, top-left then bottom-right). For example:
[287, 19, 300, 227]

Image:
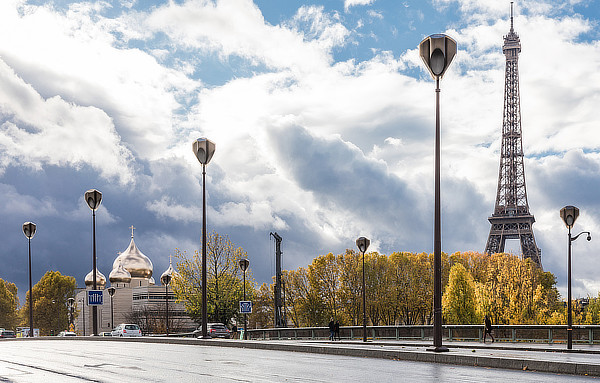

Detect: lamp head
[22, 222, 37, 239]
[107, 287, 116, 297]
[84, 189, 103, 211]
[560, 205, 579, 229]
[67, 297, 75, 305]
[587, 234, 592, 242]
[161, 273, 172, 286]
[356, 237, 371, 254]
[239, 258, 250, 272]
[419, 34, 457, 80]
[193, 138, 216, 165]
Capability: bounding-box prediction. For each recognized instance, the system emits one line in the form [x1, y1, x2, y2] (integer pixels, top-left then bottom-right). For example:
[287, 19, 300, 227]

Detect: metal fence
[246, 325, 600, 344]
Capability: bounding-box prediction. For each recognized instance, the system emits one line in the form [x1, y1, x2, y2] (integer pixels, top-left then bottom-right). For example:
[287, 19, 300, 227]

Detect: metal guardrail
[246, 325, 600, 344]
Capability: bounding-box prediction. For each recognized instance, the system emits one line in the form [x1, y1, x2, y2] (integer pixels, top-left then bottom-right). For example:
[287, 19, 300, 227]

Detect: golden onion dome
[109, 260, 132, 284]
[113, 235, 153, 279]
[84, 269, 106, 288]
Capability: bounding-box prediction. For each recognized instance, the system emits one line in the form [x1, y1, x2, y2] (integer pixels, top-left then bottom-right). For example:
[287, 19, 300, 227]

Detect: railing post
[479, 328, 482, 342]
[590, 328, 593, 345]
[512, 328, 516, 342]
[549, 328, 553, 344]
[372, 327, 375, 340]
[449, 328, 453, 341]
[396, 327, 399, 340]
[421, 327, 425, 340]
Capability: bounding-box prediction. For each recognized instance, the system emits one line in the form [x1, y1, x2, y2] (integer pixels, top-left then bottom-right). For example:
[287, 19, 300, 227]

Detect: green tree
[0, 278, 19, 330]
[443, 263, 479, 324]
[20, 271, 76, 336]
[172, 232, 254, 325]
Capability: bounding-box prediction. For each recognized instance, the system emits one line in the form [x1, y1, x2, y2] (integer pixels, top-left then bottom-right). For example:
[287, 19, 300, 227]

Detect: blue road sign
[87, 290, 103, 306]
[239, 301, 252, 314]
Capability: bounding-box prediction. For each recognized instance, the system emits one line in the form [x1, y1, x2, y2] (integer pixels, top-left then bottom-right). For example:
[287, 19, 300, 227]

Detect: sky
[1, 0, 600, 304]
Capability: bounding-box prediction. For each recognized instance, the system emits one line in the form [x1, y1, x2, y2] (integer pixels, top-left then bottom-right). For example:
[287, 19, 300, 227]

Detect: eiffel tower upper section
[485, 4, 542, 266]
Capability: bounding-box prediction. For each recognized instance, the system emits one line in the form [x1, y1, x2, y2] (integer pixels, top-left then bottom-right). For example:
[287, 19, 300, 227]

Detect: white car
[111, 324, 142, 337]
[58, 331, 76, 337]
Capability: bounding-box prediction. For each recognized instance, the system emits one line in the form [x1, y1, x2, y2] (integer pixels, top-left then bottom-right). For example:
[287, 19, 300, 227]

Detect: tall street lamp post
[22, 222, 36, 337]
[239, 258, 250, 340]
[79, 298, 86, 336]
[84, 189, 102, 336]
[193, 138, 216, 339]
[107, 287, 116, 331]
[161, 273, 172, 336]
[67, 297, 75, 331]
[356, 237, 370, 343]
[419, 34, 456, 353]
[560, 205, 591, 350]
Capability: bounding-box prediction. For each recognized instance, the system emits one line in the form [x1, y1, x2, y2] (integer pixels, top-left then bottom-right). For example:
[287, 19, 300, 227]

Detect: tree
[171, 232, 254, 326]
[20, 271, 76, 336]
[442, 263, 479, 324]
[0, 278, 19, 330]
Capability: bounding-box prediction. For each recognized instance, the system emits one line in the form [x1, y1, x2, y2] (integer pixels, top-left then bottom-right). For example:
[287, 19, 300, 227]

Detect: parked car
[99, 332, 113, 337]
[58, 331, 76, 337]
[206, 323, 231, 339]
[0, 330, 16, 338]
[111, 324, 142, 337]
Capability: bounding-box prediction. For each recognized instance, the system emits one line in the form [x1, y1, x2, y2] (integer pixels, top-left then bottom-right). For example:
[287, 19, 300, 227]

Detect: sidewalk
[44, 336, 600, 377]
[201, 338, 600, 377]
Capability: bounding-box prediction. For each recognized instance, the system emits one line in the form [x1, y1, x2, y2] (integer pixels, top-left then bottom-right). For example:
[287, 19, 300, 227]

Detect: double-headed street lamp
[239, 258, 250, 340]
[560, 205, 591, 350]
[193, 138, 216, 339]
[84, 189, 102, 336]
[107, 287, 116, 331]
[22, 222, 36, 338]
[356, 237, 370, 343]
[419, 34, 457, 353]
[67, 297, 75, 331]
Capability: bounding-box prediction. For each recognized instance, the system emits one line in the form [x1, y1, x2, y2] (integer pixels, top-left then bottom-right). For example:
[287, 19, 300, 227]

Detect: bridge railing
[246, 325, 600, 344]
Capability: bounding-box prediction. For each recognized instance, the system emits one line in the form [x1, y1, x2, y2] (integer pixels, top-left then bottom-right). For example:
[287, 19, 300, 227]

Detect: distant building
[74, 229, 196, 335]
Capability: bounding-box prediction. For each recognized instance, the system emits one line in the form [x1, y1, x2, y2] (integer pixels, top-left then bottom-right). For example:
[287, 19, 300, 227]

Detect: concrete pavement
[17, 336, 600, 378]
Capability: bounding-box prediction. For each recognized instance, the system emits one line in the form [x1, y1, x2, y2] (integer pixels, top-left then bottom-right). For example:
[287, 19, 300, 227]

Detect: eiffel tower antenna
[485, 3, 542, 266]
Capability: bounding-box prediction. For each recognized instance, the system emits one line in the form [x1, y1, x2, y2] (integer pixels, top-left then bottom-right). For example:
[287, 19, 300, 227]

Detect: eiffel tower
[484, 3, 541, 266]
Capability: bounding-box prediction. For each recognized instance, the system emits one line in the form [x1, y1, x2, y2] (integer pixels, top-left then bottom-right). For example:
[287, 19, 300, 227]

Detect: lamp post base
[428, 346, 449, 353]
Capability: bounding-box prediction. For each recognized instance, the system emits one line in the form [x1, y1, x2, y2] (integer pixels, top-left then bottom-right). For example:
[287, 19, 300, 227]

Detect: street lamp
[356, 237, 370, 343]
[560, 205, 591, 350]
[161, 264, 174, 336]
[193, 138, 216, 339]
[22, 222, 36, 338]
[84, 188, 102, 336]
[107, 287, 116, 331]
[79, 298, 86, 336]
[67, 298, 75, 331]
[239, 258, 250, 340]
[419, 34, 457, 353]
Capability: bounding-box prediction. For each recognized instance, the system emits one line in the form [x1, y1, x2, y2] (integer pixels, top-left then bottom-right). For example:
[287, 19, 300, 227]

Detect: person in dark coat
[328, 319, 335, 341]
[334, 321, 340, 341]
[484, 315, 494, 343]
[231, 324, 238, 339]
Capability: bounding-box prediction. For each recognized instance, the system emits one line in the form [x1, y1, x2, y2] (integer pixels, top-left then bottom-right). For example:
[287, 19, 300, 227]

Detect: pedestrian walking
[328, 319, 335, 341]
[484, 315, 494, 343]
[231, 324, 238, 339]
[334, 320, 340, 341]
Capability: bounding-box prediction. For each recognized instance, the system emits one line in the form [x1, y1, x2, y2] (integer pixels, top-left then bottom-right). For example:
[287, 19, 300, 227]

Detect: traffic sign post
[87, 290, 104, 306]
[239, 301, 252, 314]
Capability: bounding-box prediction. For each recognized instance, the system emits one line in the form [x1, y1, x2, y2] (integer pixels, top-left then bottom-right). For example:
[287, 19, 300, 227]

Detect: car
[206, 323, 230, 339]
[111, 324, 142, 337]
[99, 332, 113, 337]
[0, 330, 16, 338]
[58, 331, 76, 337]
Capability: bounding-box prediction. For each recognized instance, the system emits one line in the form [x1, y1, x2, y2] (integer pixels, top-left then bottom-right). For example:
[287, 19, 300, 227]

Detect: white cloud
[345, 0, 376, 12]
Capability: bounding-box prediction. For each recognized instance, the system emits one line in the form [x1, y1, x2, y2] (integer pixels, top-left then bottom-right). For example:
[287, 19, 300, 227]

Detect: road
[0, 339, 598, 382]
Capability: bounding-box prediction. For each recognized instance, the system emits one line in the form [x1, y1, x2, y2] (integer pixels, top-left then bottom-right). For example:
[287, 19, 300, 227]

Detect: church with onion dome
[74, 227, 196, 335]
